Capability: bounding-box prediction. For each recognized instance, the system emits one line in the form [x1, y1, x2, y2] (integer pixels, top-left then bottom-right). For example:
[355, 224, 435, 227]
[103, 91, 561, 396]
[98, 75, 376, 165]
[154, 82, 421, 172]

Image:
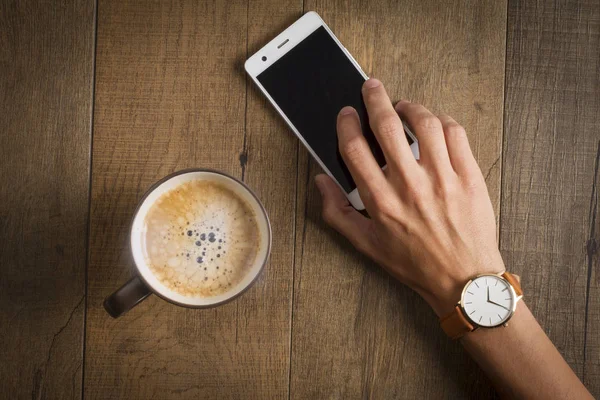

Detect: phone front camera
[261, 56, 267, 61]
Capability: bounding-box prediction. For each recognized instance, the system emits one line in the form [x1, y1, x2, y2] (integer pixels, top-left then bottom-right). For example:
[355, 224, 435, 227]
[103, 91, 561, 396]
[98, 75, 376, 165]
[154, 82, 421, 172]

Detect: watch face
[461, 275, 516, 327]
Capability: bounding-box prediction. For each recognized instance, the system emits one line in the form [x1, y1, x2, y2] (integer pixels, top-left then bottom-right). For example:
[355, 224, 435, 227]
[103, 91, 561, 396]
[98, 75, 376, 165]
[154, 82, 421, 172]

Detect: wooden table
[1, 0, 598, 398]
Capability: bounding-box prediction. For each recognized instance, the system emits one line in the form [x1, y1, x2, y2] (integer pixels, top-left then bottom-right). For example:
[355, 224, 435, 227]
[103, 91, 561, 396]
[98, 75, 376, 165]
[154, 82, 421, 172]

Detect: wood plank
[291, 1, 507, 398]
[240, 0, 303, 398]
[585, 144, 600, 395]
[85, 0, 295, 398]
[0, 1, 95, 399]
[501, 0, 600, 397]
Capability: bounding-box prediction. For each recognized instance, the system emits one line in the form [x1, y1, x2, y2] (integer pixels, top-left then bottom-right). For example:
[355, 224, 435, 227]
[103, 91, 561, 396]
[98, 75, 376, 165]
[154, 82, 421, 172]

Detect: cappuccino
[143, 179, 260, 298]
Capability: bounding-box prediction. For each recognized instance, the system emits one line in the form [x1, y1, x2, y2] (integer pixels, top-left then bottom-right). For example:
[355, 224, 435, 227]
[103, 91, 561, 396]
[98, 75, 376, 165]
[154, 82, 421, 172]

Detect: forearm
[460, 301, 593, 399]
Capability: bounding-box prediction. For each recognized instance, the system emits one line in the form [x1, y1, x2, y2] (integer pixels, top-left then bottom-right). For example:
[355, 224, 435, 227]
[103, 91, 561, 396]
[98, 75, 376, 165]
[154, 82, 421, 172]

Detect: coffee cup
[104, 169, 271, 318]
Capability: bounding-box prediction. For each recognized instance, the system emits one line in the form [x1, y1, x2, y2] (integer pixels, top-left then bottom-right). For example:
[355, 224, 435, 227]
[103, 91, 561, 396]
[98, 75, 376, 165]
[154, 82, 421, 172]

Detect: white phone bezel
[244, 11, 419, 210]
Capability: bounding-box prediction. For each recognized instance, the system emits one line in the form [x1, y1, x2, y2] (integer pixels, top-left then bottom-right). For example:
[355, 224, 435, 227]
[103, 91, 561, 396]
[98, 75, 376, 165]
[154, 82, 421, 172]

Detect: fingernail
[395, 100, 409, 110]
[363, 78, 381, 89]
[339, 106, 355, 116]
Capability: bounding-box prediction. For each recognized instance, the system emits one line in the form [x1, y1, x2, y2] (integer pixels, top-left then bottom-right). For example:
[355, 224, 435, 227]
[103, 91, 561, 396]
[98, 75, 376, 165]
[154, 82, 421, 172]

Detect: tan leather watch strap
[440, 305, 474, 340]
[502, 271, 522, 296]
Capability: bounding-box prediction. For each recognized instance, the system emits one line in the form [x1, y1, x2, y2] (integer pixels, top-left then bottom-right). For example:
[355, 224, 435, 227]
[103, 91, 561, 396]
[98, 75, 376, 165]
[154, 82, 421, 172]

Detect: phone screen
[257, 26, 411, 192]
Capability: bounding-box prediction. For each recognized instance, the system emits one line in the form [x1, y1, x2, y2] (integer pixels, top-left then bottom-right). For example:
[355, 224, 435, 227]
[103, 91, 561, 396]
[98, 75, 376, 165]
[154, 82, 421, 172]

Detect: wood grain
[85, 0, 294, 398]
[585, 143, 600, 395]
[0, 1, 95, 399]
[291, 1, 507, 398]
[501, 0, 600, 397]
[239, 0, 302, 398]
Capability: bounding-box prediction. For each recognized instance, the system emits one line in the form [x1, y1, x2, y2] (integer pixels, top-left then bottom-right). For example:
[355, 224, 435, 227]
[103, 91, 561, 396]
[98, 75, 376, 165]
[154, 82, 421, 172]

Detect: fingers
[315, 174, 375, 256]
[394, 101, 453, 174]
[337, 106, 389, 202]
[361, 79, 417, 173]
[437, 114, 481, 182]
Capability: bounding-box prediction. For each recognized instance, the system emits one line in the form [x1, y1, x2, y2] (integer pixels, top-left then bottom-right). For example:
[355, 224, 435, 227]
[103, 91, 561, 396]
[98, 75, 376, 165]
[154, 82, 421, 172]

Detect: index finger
[361, 79, 418, 173]
[337, 106, 389, 203]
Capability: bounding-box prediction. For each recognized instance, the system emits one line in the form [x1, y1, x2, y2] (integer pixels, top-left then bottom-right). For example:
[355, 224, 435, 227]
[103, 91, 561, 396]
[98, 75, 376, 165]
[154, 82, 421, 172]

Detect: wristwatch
[440, 272, 523, 339]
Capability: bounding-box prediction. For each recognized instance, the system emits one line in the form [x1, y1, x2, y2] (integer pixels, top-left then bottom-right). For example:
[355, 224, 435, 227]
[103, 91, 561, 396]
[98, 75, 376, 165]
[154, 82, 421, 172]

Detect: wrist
[417, 279, 465, 318]
[417, 261, 507, 318]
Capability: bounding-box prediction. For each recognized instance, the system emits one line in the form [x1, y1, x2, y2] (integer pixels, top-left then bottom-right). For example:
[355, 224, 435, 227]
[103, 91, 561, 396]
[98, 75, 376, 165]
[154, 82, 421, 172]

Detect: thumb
[315, 174, 375, 256]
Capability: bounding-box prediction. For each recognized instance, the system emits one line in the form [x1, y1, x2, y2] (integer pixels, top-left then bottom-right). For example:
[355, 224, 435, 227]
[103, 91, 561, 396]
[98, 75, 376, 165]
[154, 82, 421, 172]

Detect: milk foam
[143, 180, 260, 298]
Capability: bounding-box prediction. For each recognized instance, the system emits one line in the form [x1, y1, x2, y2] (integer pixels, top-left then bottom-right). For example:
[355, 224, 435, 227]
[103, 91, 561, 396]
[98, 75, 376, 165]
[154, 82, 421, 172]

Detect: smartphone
[245, 11, 419, 210]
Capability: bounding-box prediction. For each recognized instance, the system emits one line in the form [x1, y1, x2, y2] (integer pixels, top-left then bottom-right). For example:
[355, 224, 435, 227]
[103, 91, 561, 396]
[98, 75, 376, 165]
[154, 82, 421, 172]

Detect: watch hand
[488, 299, 511, 311]
[487, 287, 490, 302]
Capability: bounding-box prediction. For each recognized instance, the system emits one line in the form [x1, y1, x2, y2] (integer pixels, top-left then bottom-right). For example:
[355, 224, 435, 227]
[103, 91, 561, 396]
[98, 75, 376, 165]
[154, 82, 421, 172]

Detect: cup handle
[104, 276, 152, 318]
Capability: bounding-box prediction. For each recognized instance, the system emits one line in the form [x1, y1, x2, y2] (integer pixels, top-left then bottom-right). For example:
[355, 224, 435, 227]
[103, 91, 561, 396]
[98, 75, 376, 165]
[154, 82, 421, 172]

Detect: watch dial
[461, 275, 515, 327]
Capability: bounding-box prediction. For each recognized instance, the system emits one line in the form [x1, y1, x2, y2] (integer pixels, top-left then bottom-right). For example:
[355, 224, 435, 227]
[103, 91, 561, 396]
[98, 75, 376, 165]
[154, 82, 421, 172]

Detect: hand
[486, 286, 510, 311]
[488, 300, 511, 312]
[315, 78, 505, 317]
